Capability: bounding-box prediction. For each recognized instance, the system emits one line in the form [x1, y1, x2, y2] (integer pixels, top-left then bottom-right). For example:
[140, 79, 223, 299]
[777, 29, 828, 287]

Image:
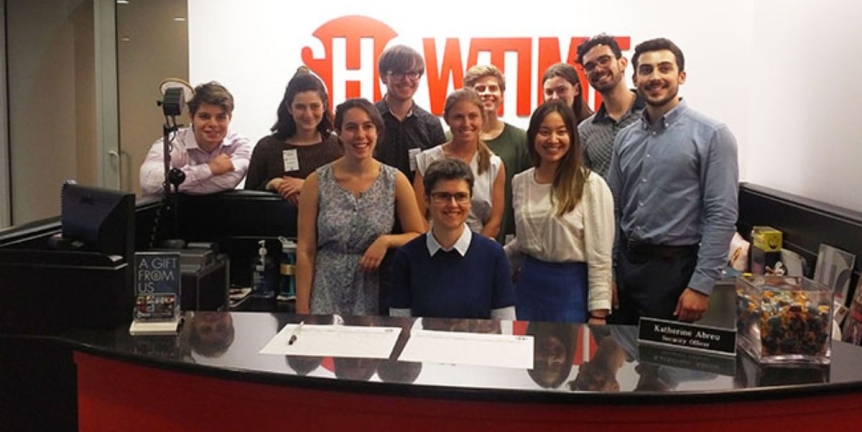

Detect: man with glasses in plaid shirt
[576, 34, 645, 180]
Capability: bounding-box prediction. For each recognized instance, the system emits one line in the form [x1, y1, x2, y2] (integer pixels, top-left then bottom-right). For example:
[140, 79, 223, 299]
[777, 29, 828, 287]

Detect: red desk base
[75, 352, 862, 432]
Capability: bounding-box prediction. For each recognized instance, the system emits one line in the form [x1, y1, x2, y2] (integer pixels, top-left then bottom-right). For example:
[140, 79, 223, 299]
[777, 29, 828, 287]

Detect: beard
[591, 70, 622, 94]
[639, 82, 679, 108]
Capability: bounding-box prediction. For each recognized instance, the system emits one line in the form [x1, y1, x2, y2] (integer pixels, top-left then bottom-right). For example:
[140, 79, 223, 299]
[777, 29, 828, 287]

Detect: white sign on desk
[259, 324, 402, 359]
[399, 329, 533, 369]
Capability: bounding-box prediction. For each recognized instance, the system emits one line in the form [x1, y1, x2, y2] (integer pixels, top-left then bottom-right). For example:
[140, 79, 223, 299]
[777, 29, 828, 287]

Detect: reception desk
[4, 184, 862, 431]
[66, 312, 862, 431]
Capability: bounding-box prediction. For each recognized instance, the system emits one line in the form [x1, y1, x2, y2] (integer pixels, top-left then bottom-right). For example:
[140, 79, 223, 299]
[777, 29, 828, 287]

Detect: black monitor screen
[61, 182, 135, 258]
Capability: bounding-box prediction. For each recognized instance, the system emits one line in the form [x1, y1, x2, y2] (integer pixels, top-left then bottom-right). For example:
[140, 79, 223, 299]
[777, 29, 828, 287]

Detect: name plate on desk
[638, 317, 736, 356]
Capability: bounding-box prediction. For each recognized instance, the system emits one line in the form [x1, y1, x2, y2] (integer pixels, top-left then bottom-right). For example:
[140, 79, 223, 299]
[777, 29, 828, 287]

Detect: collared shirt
[390, 227, 516, 320]
[607, 100, 739, 295]
[578, 91, 646, 180]
[426, 224, 472, 257]
[139, 127, 252, 197]
[374, 97, 446, 180]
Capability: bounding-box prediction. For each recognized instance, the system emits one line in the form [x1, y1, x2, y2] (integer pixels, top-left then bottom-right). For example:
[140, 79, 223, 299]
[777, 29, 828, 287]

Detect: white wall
[187, 0, 751, 163]
[749, 0, 862, 212]
[186, 0, 859, 212]
[1, 0, 857, 227]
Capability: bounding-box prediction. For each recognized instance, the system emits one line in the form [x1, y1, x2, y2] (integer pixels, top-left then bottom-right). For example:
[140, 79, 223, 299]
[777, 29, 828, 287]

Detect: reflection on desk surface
[63, 312, 862, 395]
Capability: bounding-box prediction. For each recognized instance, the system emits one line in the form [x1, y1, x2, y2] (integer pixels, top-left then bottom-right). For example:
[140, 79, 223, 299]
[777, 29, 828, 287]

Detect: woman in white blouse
[505, 100, 614, 323]
[413, 88, 505, 240]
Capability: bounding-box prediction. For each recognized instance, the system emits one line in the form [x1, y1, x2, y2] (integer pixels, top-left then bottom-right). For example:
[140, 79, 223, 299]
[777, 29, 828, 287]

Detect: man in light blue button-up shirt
[607, 38, 738, 324]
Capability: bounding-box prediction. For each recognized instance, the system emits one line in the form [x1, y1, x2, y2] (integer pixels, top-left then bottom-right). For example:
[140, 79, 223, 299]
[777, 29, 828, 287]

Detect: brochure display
[814, 244, 856, 306]
[129, 252, 183, 335]
[737, 275, 833, 364]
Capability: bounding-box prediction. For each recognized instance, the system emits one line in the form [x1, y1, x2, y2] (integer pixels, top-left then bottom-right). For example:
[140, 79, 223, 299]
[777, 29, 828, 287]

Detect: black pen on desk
[288, 321, 304, 346]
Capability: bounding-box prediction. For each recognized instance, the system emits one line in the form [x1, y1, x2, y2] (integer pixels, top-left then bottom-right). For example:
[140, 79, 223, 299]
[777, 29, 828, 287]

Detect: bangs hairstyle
[463, 64, 506, 92]
[188, 81, 234, 116]
[443, 88, 492, 175]
[541, 63, 594, 125]
[271, 66, 334, 141]
[333, 98, 385, 141]
[423, 158, 475, 198]
[526, 100, 588, 217]
[378, 44, 425, 75]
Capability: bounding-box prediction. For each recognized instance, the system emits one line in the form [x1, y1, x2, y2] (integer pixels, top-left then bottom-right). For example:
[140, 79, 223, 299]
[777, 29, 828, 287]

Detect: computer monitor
[61, 181, 135, 259]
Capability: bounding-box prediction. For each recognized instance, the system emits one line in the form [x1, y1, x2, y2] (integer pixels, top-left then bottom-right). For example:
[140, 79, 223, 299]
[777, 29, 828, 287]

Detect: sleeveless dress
[310, 163, 397, 315]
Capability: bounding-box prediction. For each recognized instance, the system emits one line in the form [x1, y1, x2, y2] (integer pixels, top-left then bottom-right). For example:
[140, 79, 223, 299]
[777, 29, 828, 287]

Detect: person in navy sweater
[390, 159, 516, 319]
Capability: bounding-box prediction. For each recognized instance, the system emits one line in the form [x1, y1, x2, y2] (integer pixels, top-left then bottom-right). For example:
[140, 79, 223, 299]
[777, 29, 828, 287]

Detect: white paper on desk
[398, 329, 533, 369]
[259, 324, 402, 359]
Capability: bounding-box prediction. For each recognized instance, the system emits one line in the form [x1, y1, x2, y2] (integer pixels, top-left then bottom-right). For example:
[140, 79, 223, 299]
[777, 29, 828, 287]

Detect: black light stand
[157, 88, 187, 245]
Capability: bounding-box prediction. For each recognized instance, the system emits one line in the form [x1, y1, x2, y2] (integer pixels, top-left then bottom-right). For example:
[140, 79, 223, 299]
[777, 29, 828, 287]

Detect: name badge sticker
[283, 149, 300, 173]
[408, 148, 421, 172]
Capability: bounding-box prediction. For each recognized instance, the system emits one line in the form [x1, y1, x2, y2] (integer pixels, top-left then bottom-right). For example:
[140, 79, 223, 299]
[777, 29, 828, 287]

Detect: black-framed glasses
[386, 70, 423, 81]
[430, 191, 470, 204]
[582, 55, 614, 74]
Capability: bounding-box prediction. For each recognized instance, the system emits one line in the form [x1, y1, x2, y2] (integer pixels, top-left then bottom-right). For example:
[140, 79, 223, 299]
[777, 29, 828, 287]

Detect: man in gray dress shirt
[576, 34, 645, 180]
[607, 38, 738, 324]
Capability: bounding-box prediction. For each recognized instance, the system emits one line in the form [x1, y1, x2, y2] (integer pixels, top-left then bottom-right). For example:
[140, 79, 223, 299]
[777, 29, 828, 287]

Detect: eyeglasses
[386, 70, 423, 81]
[430, 191, 470, 204]
[582, 55, 614, 74]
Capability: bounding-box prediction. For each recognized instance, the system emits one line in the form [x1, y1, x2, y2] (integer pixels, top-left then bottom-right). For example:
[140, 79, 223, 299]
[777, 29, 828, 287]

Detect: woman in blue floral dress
[295, 98, 424, 316]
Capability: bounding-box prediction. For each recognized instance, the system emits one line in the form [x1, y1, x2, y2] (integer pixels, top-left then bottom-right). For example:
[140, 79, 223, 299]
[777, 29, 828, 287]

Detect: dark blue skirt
[516, 255, 588, 323]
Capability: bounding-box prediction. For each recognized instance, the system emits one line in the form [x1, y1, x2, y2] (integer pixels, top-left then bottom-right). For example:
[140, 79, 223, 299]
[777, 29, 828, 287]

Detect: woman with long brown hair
[505, 100, 613, 323]
[245, 67, 342, 204]
[413, 88, 505, 240]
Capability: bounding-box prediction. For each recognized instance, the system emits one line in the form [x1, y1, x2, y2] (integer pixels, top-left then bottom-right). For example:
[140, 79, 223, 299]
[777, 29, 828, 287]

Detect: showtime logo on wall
[301, 15, 630, 117]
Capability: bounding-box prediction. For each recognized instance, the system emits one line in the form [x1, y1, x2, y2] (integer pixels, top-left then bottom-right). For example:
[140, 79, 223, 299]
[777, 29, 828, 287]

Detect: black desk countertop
[61, 312, 862, 404]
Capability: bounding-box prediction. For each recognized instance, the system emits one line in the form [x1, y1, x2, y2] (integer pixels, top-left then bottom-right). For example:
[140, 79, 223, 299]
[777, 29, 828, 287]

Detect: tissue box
[736, 275, 833, 364]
